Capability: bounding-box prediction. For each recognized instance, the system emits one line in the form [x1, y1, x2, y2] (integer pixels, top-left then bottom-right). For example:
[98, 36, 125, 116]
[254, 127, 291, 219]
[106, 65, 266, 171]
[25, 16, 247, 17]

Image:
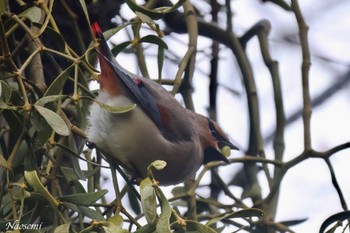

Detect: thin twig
[291, 0, 312, 151]
[182, 1, 198, 221]
[171, 0, 198, 98]
[251, 19, 285, 220]
[325, 158, 348, 211]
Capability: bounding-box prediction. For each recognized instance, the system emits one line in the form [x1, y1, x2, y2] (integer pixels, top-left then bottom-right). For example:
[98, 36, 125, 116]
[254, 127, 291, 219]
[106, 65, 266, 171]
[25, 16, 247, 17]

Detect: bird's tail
[91, 21, 103, 39]
[91, 21, 114, 63]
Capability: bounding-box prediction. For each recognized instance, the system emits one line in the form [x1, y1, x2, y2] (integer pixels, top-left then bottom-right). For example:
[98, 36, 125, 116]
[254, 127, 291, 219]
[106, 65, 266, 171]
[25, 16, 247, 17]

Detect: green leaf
[72, 180, 87, 194]
[135, 11, 155, 24]
[157, 46, 165, 81]
[34, 95, 67, 107]
[93, 98, 137, 114]
[125, 0, 164, 20]
[278, 218, 307, 227]
[61, 204, 105, 223]
[229, 208, 264, 218]
[103, 214, 129, 232]
[152, 0, 186, 15]
[24, 170, 60, 208]
[30, 0, 52, 38]
[34, 105, 70, 136]
[79, 0, 91, 26]
[111, 41, 132, 56]
[31, 109, 52, 150]
[19, 6, 42, 23]
[11, 185, 28, 200]
[139, 35, 168, 49]
[58, 189, 108, 206]
[44, 64, 74, 96]
[79, 206, 105, 221]
[2, 109, 23, 138]
[0, 193, 13, 217]
[0, 80, 11, 103]
[206, 208, 264, 227]
[125, 0, 186, 20]
[60, 167, 80, 183]
[102, 222, 129, 233]
[53, 223, 71, 233]
[173, 220, 217, 233]
[140, 178, 158, 225]
[33, 22, 66, 52]
[151, 160, 167, 171]
[0, 153, 9, 169]
[107, 214, 124, 229]
[68, 133, 86, 180]
[160, 0, 186, 14]
[134, 224, 155, 233]
[0, 101, 17, 110]
[171, 186, 186, 197]
[103, 24, 131, 41]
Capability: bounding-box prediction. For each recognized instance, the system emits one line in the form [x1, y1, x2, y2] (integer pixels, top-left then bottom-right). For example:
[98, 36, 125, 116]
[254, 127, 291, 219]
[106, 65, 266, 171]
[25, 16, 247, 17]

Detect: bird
[87, 22, 238, 186]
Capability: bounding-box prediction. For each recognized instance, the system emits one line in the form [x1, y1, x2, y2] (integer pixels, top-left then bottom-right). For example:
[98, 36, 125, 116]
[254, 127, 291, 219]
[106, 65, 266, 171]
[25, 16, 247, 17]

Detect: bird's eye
[207, 119, 216, 134]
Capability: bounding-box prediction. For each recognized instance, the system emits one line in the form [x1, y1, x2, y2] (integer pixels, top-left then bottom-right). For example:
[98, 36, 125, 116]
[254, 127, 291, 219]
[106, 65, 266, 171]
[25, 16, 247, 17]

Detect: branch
[285, 142, 350, 169]
[291, 0, 312, 150]
[181, 1, 198, 221]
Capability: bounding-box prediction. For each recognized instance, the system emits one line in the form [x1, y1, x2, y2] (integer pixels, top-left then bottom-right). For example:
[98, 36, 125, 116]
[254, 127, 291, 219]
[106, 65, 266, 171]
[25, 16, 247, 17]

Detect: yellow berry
[221, 145, 231, 157]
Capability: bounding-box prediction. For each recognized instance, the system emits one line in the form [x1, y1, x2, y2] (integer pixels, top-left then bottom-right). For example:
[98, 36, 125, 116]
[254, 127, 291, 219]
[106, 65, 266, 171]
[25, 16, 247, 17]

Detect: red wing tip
[134, 78, 142, 85]
[91, 22, 102, 37]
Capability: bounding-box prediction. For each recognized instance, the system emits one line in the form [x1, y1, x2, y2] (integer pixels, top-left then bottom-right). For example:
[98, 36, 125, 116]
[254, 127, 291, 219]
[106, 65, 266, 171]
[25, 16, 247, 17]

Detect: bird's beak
[217, 137, 239, 151]
[203, 147, 231, 164]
